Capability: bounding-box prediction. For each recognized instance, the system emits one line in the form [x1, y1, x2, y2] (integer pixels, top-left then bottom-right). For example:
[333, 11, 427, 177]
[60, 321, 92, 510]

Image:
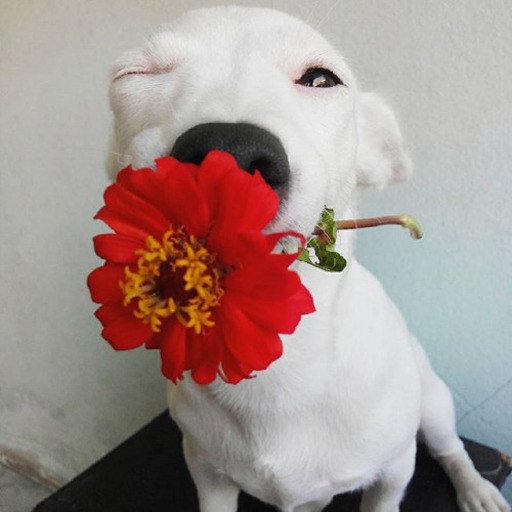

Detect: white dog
[108, 7, 510, 512]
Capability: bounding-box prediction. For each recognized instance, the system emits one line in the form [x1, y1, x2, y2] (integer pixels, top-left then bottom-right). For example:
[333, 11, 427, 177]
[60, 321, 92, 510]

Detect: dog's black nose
[170, 122, 290, 191]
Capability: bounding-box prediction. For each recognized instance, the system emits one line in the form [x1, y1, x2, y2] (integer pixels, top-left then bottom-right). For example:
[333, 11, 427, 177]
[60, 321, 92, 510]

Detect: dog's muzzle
[170, 122, 290, 193]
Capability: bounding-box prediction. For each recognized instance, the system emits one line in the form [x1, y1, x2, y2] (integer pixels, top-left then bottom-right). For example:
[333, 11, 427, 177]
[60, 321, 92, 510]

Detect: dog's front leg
[360, 442, 417, 512]
[183, 436, 240, 512]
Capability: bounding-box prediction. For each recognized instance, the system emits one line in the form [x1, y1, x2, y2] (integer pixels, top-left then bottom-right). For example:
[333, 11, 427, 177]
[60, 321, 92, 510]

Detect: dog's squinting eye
[296, 68, 344, 88]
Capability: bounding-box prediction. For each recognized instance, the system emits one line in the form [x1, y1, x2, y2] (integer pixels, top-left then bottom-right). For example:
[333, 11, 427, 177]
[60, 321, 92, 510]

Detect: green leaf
[299, 208, 347, 273]
[298, 248, 314, 264]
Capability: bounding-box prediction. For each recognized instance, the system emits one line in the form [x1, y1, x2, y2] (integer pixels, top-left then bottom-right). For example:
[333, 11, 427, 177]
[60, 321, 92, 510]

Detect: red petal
[95, 205, 148, 241]
[210, 229, 303, 273]
[236, 170, 280, 231]
[220, 349, 253, 384]
[288, 286, 316, 318]
[87, 264, 125, 303]
[267, 252, 302, 269]
[219, 299, 283, 372]
[187, 327, 222, 385]
[200, 151, 241, 176]
[155, 156, 198, 177]
[116, 166, 171, 218]
[224, 262, 304, 301]
[216, 174, 278, 236]
[100, 306, 153, 350]
[93, 234, 143, 263]
[124, 158, 210, 233]
[145, 330, 163, 349]
[209, 230, 269, 268]
[98, 182, 170, 238]
[160, 321, 188, 383]
[117, 165, 162, 194]
[198, 152, 240, 220]
[224, 289, 312, 335]
[200, 151, 279, 235]
[161, 164, 210, 236]
[95, 303, 123, 325]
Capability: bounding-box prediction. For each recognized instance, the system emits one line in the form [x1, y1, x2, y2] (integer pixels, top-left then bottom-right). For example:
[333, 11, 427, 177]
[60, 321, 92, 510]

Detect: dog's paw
[456, 478, 510, 512]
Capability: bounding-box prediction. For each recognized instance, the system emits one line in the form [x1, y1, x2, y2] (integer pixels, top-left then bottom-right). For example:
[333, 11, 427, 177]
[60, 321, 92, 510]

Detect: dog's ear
[355, 92, 412, 190]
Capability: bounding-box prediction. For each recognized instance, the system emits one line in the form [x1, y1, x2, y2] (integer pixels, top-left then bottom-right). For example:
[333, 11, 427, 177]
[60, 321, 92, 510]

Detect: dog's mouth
[169, 122, 291, 199]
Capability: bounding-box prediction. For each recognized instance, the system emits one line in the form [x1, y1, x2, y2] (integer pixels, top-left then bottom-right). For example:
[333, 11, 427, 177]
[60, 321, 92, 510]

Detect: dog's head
[108, 6, 411, 238]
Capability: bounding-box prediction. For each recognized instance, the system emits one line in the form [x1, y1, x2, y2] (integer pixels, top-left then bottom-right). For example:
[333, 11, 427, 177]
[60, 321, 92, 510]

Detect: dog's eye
[296, 68, 343, 88]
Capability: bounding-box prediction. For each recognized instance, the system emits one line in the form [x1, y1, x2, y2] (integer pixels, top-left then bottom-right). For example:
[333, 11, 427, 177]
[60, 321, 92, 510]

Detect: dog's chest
[171, 385, 377, 509]
[213, 426, 373, 508]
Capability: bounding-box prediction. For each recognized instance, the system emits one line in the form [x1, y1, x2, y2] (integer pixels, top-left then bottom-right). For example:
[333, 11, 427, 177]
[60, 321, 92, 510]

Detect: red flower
[87, 151, 315, 385]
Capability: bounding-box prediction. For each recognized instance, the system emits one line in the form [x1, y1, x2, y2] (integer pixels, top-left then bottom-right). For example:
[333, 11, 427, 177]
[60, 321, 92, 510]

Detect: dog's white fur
[108, 7, 510, 512]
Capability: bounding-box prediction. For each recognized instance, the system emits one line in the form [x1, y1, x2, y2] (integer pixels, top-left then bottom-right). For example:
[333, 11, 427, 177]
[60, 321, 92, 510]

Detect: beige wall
[1, 0, 511, 499]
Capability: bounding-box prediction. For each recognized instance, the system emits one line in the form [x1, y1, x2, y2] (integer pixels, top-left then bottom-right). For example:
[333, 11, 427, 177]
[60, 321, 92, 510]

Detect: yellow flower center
[120, 228, 224, 334]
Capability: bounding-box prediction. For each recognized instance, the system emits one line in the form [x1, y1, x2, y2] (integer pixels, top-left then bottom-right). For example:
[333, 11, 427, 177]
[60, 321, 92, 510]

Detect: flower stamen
[120, 228, 223, 333]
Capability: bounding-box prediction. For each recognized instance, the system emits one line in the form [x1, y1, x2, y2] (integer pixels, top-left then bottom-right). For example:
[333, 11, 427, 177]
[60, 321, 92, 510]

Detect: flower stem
[314, 214, 423, 240]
